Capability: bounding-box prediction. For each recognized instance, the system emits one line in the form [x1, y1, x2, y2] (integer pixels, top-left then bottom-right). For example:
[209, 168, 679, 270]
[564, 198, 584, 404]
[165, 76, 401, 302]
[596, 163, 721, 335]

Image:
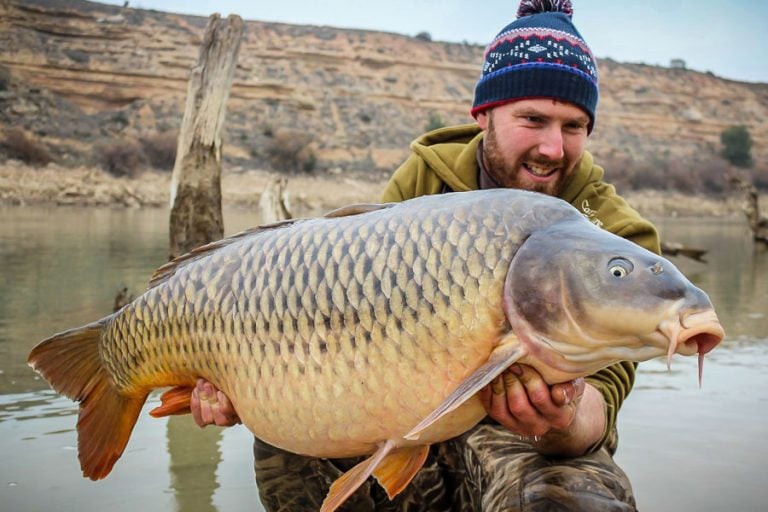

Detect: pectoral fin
[320, 441, 429, 512]
[404, 336, 524, 440]
[372, 445, 430, 499]
[321, 440, 394, 512]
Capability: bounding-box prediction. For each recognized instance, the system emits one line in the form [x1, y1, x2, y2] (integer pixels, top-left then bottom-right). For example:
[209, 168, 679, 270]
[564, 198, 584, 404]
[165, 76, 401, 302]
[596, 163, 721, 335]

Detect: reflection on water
[168, 415, 222, 512]
[616, 216, 768, 511]
[1, 207, 766, 511]
[0, 206, 262, 512]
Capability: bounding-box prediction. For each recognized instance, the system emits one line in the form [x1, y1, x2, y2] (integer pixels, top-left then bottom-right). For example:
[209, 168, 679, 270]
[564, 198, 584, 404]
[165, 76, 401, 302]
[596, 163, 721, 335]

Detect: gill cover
[502, 221, 717, 377]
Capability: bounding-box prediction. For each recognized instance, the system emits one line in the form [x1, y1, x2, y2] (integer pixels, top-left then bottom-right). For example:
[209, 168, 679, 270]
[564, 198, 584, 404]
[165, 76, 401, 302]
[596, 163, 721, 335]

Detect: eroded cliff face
[1, 0, 766, 176]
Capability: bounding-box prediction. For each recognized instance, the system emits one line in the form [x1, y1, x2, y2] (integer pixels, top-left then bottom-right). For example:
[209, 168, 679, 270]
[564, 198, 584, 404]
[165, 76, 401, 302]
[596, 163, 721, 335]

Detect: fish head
[503, 220, 725, 383]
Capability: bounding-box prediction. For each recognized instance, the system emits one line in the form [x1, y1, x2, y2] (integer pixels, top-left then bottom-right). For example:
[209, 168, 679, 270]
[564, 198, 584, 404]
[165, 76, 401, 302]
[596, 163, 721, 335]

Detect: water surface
[1, 207, 766, 511]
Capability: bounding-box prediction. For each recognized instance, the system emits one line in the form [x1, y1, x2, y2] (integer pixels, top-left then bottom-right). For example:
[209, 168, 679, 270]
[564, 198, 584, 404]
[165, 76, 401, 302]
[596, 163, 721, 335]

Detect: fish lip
[679, 310, 725, 356]
[659, 309, 725, 361]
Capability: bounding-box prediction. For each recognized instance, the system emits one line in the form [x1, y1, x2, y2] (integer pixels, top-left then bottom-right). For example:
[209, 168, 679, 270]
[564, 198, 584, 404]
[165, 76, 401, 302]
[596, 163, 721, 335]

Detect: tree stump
[168, 14, 244, 259]
[731, 175, 768, 246]
[259, 177, 292, 224]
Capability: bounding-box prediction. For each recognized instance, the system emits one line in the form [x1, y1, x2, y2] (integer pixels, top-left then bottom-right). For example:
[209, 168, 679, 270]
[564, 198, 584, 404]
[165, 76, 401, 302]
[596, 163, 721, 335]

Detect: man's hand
[190, 378, 241, 427]
[478, 364, 606, 457]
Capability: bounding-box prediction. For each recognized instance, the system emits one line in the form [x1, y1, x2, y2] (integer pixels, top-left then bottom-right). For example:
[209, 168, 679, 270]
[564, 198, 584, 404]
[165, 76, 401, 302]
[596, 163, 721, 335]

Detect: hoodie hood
[409, 123, 604, 201]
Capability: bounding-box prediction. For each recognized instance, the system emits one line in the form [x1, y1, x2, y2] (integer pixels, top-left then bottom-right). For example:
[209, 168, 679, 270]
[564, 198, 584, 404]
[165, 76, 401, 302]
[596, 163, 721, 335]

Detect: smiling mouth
[523, 162, 559, 180]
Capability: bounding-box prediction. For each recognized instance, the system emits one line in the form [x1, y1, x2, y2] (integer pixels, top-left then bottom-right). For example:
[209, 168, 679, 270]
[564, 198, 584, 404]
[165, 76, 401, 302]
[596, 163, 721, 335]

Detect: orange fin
[27, 320, 147, 480]
[372, 445, 430, 499]
[405, 336, 524, 441]
[320, 440, 396, 512]
[149, 386, 195, 417]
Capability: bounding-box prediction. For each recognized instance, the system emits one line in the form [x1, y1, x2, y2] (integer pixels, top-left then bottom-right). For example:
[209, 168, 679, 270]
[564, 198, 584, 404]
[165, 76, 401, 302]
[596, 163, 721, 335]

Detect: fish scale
[28, 189, 724, 511]
[108, 196, 509, 438]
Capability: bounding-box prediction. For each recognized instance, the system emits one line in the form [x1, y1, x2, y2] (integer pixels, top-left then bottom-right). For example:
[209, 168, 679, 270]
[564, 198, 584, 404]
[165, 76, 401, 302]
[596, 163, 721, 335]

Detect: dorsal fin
[148, 222, 297, 289]
[323, 203, 394, 218]
[148, 202, 394, 290]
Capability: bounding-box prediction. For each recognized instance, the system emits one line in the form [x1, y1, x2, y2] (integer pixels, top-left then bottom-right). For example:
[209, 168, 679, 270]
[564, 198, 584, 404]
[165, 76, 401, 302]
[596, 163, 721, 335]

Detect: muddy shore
[0, 160, 756, 221]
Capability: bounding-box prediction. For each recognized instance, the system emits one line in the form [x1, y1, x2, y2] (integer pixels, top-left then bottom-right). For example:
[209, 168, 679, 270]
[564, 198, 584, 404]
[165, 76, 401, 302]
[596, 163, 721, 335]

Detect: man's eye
[565, 123, 587, 132]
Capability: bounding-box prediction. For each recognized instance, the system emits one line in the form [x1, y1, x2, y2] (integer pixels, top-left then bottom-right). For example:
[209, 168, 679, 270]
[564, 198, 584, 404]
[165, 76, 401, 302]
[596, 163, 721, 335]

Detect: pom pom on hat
[472, 0, 598, 132]
[517, 0, 573, 19]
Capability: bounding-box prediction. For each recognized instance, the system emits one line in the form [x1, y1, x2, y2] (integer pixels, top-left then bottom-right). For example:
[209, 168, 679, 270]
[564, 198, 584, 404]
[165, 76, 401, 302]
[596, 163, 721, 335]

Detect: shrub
[695, 158, 731, 195]
[0, 65, 10, 91]
[720, 125, 753, 168]
[140, 131, 177, 171]
[96, 138, 147, 178]
[414, 31, 432, 42]
[0, 128, 52, 166]
[265, 129, 316, 173]
[752, 166, 768, 191]
[424, 112, 446, 132]
[600, 153, 729, 195]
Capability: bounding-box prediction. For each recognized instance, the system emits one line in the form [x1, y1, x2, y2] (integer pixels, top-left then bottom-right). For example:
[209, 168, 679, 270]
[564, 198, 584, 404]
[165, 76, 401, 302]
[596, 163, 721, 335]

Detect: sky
[98, 0, 768, 83]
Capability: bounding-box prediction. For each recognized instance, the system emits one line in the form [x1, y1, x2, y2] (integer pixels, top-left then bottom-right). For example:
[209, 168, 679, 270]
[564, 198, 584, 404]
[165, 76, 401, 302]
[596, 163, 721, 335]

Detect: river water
[1, 206, 766, 511]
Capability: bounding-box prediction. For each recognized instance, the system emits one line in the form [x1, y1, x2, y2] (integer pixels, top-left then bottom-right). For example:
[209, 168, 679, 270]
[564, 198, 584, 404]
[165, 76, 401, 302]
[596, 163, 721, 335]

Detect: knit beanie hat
[471, 0, 599, 132]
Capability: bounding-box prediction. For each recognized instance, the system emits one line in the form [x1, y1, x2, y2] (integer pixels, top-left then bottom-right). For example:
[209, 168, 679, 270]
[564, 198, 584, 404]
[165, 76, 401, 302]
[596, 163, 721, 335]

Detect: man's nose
[537, 127, 565, 160]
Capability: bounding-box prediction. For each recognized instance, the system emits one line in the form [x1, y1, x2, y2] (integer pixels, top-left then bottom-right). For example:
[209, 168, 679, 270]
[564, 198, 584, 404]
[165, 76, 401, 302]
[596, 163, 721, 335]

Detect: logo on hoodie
[581, 200, 603, 227]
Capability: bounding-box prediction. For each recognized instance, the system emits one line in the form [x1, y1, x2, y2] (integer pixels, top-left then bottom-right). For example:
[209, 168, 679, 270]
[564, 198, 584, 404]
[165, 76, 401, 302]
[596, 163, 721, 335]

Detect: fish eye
[608, 258, 633, 278]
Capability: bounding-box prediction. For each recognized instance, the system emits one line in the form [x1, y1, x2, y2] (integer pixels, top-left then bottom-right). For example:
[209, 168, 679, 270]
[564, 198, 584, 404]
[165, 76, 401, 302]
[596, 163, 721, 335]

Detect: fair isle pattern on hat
[471, 0, 599, 132]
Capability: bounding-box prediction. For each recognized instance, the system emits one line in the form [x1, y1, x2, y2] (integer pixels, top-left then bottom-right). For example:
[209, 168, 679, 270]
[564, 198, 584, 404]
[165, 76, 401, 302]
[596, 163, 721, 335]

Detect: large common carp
[28, 189, 724, 511]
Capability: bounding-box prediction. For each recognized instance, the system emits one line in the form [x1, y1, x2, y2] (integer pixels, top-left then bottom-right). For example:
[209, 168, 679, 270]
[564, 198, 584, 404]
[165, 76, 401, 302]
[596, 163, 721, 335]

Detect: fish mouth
[658, 309, 725, 385]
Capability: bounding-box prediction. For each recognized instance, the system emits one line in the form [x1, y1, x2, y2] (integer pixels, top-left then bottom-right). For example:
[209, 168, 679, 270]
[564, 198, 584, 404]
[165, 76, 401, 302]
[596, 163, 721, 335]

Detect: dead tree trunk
[731, 175, 768, 245]
[259, 177, 292, 224]
[168, 14, 244, 259]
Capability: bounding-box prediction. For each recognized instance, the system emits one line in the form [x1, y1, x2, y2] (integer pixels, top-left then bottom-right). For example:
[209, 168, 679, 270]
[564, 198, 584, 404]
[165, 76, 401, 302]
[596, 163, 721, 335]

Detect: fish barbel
[28, 189, 724, 511]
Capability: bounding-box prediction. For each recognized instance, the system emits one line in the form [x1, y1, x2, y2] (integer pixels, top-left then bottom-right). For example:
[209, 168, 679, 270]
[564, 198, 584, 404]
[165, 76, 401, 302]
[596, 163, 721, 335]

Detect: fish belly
[100, 194, 521, 457]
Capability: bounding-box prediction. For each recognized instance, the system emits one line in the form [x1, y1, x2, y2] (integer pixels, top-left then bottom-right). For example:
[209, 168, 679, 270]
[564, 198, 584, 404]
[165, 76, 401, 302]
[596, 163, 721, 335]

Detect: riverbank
[0, 161, 388, 216]
[0, 160, 758, 220]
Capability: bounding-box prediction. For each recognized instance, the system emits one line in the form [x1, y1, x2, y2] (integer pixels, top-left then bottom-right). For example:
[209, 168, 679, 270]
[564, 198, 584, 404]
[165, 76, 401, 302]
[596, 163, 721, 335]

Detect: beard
[482, 116, 573, 197]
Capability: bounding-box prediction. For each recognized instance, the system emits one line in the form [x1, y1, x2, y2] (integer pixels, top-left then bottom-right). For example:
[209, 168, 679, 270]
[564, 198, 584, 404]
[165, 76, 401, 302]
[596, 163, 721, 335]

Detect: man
[192, 1, 659, 510]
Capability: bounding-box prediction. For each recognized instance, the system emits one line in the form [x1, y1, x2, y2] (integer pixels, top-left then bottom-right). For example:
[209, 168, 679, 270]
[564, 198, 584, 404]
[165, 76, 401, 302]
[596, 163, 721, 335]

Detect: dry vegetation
[1, 157, 762, 223]
[2, 126, 765, 197]
[0, 129, 52, 167]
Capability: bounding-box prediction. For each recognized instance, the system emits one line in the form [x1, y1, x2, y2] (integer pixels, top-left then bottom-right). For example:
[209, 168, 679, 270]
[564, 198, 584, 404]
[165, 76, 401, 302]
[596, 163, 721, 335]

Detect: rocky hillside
[1, 0, 767, 181]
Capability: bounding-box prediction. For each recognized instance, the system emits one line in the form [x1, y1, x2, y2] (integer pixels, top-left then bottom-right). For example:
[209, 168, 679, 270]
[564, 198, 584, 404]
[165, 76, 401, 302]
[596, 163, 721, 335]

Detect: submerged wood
[731, 176, 768, 246]
[169, 14, 244, 259]
[661, 241, 708, 262]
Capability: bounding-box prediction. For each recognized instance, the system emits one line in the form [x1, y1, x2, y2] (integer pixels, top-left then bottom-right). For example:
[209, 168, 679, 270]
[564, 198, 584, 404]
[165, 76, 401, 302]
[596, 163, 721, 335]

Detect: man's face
[476, 99, 590, 197]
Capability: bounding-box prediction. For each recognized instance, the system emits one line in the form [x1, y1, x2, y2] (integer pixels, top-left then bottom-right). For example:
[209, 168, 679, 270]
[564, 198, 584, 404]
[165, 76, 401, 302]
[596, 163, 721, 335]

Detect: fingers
[482, 365, 579, 435]
[190, 378, 241, 428]
[190, 379, 205, 427]
[215, 390, 241, 425]
[550, 377, 586, 407]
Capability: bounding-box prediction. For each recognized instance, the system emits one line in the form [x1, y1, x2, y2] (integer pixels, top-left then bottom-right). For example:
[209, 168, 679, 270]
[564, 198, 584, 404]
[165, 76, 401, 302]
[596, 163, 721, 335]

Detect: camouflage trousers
[253, 422, 637, 512]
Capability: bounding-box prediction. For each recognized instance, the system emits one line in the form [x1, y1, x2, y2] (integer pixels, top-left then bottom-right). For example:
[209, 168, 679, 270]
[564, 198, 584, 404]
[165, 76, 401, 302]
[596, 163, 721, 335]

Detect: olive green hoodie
[382, 123, 661, 452]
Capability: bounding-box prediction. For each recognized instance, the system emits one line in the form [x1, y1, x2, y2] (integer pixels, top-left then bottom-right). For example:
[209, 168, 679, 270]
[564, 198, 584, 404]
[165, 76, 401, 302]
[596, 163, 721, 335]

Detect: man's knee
[515, 459, 637, 512]
[444, 424, 636, 512]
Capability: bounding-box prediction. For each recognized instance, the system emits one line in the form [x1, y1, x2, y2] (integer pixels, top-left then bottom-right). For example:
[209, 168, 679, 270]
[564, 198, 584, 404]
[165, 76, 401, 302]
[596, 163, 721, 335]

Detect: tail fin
[27, 321, 147, 480]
